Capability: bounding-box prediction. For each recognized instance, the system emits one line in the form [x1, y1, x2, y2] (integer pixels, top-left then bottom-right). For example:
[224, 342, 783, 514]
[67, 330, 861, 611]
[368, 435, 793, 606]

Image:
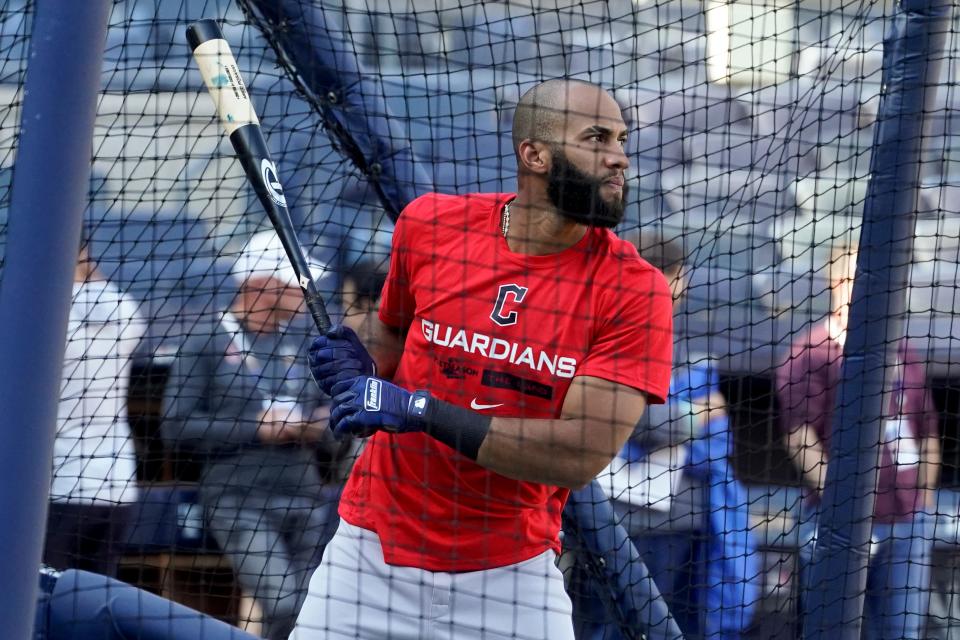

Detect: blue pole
[802, 0, 950, 638]
[0, 2, 110, 638]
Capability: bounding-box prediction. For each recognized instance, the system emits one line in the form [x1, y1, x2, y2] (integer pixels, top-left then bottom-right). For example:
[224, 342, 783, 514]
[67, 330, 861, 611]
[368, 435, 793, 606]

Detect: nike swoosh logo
[470, 399, 504, 411]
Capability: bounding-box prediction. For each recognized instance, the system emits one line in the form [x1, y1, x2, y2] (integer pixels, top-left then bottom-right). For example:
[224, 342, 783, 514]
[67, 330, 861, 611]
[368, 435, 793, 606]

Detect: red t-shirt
[338, 192, 674, 571]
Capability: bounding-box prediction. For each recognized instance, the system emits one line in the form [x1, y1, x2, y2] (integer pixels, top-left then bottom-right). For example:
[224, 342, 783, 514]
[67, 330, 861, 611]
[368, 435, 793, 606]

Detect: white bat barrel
[187, 19, 259, 135]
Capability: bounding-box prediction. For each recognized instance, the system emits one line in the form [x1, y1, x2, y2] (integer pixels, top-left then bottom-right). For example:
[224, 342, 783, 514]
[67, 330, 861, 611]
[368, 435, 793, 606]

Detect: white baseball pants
[291, 521, 575, 640]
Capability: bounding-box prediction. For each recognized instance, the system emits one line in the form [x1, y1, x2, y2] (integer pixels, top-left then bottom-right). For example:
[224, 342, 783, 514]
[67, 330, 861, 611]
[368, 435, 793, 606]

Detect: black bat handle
[303, 289, 332, 333]
[229, 124, 332, 333]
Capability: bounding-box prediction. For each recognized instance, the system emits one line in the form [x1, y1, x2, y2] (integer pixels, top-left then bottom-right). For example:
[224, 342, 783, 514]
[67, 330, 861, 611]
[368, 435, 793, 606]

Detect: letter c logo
[490, 284, 528, 327]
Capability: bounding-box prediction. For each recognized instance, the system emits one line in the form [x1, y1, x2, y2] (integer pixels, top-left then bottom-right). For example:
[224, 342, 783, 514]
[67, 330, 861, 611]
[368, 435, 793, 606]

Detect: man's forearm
[329, 374, 643, 489]
[786, 426, 827, 494]
[475, 377, 645, 489]
[800, 445, 827, 494]
[920, 435, 941, 506]
[477, 416, 631, 489]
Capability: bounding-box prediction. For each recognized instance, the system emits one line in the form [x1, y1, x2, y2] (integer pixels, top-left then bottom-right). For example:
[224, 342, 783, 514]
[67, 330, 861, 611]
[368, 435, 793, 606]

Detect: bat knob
[186, 19, 224, 51]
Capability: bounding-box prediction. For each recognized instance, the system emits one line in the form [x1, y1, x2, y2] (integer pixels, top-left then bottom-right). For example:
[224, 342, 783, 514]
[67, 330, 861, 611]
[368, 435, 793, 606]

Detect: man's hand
[257, 405, 331, 444]
[329, 376, 419, 440]
[308, 325, 376, 395]
[257, 407, 299, 443]
[786, 424, 827, 496]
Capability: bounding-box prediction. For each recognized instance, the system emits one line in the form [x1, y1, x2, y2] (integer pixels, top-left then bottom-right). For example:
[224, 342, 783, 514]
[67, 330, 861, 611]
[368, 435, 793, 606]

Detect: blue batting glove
[329, 376, 422, 440]
[308, 325, 376, 396]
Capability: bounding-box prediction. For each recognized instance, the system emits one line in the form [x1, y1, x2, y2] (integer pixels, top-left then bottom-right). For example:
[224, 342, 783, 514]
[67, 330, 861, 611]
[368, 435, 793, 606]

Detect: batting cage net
[2, 0, 960, 639]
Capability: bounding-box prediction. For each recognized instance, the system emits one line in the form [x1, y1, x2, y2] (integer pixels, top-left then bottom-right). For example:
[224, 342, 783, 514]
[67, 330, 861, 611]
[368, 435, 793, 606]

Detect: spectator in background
[776, 242, 940, 640]
[338, 258, 388, 341]
[44, 241, 147, 577]
[161, 231, 346, 640]
[575, 231, 759, 640]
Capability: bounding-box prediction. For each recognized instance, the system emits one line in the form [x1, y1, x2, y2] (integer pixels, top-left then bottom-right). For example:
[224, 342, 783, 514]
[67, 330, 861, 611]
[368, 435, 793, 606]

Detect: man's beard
[546, 148, 625, 228]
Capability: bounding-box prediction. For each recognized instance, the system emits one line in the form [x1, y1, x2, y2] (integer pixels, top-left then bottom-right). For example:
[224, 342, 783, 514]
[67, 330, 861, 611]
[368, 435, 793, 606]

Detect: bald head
[511, 79, 616, 154]
[509, 79, 629, 228]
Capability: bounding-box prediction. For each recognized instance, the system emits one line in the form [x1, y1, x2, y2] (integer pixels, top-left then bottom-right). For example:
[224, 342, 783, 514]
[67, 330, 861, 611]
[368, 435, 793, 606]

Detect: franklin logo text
[364, 378, 381, 412]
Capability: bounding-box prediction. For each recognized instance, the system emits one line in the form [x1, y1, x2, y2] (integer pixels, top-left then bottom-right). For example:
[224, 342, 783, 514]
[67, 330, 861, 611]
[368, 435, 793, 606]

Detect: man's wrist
[407, 390, 491, 460]
[407, 390, 431, 425]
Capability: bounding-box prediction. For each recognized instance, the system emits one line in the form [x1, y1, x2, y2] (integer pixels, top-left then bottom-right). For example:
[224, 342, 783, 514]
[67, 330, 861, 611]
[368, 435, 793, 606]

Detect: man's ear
[517, 139, 551, 175]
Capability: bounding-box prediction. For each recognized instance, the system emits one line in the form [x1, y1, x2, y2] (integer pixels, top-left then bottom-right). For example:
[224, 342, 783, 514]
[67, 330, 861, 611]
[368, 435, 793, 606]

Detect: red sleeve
[377, 208, 417, 329]
[575, 269, 673, 404]
[776, 340, 828, 437]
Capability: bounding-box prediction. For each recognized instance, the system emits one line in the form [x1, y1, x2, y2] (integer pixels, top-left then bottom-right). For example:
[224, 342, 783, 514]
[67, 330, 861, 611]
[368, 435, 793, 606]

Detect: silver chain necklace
[500, 202, 511, 239]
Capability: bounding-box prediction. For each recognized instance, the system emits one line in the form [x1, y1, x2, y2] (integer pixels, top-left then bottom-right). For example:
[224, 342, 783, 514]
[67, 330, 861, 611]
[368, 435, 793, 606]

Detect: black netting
[1, 1, 958, 639]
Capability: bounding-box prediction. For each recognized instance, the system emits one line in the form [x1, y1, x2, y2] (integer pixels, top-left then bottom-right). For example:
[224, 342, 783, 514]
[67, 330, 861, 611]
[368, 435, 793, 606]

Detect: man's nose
[604, 143, 629, 171]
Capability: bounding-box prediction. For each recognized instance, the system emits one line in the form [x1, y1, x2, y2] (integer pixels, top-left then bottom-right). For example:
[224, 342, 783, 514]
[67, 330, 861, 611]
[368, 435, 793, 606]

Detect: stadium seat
[658, 32, 708, 77]
[85, 209, 226, 323]
[682, 263, 782, 374]
[658, 165, 793, 246]
[384, 74, 510, 192]
[791, 175, 869, 223]
[920, 88, 960, 178]
[617, 170, 667, 237]
[909, 260, 960, 316]
[624, 93, 687, 172]
[673, 86, 753, 134]
[686, 128, 758, 172]
[439, 24, 469, 66]
[117, 483, 262, 630]
[916, 183, 960, 219]
[747, 84, 836, 176]
[798, 40, 884, 94]
[267, 119, 345, 226]
[90, 91, 237, 220]
[564, 45, 617, 78]
[333, 175, 398, 264]
[752, 267, 831, 318]
[464, 11, 540, 69]
[121, 484, 220, 555]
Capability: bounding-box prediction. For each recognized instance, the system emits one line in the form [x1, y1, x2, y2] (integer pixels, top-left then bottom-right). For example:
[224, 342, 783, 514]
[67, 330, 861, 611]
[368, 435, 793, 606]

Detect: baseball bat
[186, 19, 331, 333]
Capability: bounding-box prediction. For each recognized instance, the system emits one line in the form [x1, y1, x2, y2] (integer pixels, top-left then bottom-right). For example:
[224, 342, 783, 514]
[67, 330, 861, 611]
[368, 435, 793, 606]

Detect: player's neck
[505, 195, 587, 256]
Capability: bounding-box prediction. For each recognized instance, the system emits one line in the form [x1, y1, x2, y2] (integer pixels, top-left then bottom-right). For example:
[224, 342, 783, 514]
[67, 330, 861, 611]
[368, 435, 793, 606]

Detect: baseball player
[293, 79, 675, 639]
